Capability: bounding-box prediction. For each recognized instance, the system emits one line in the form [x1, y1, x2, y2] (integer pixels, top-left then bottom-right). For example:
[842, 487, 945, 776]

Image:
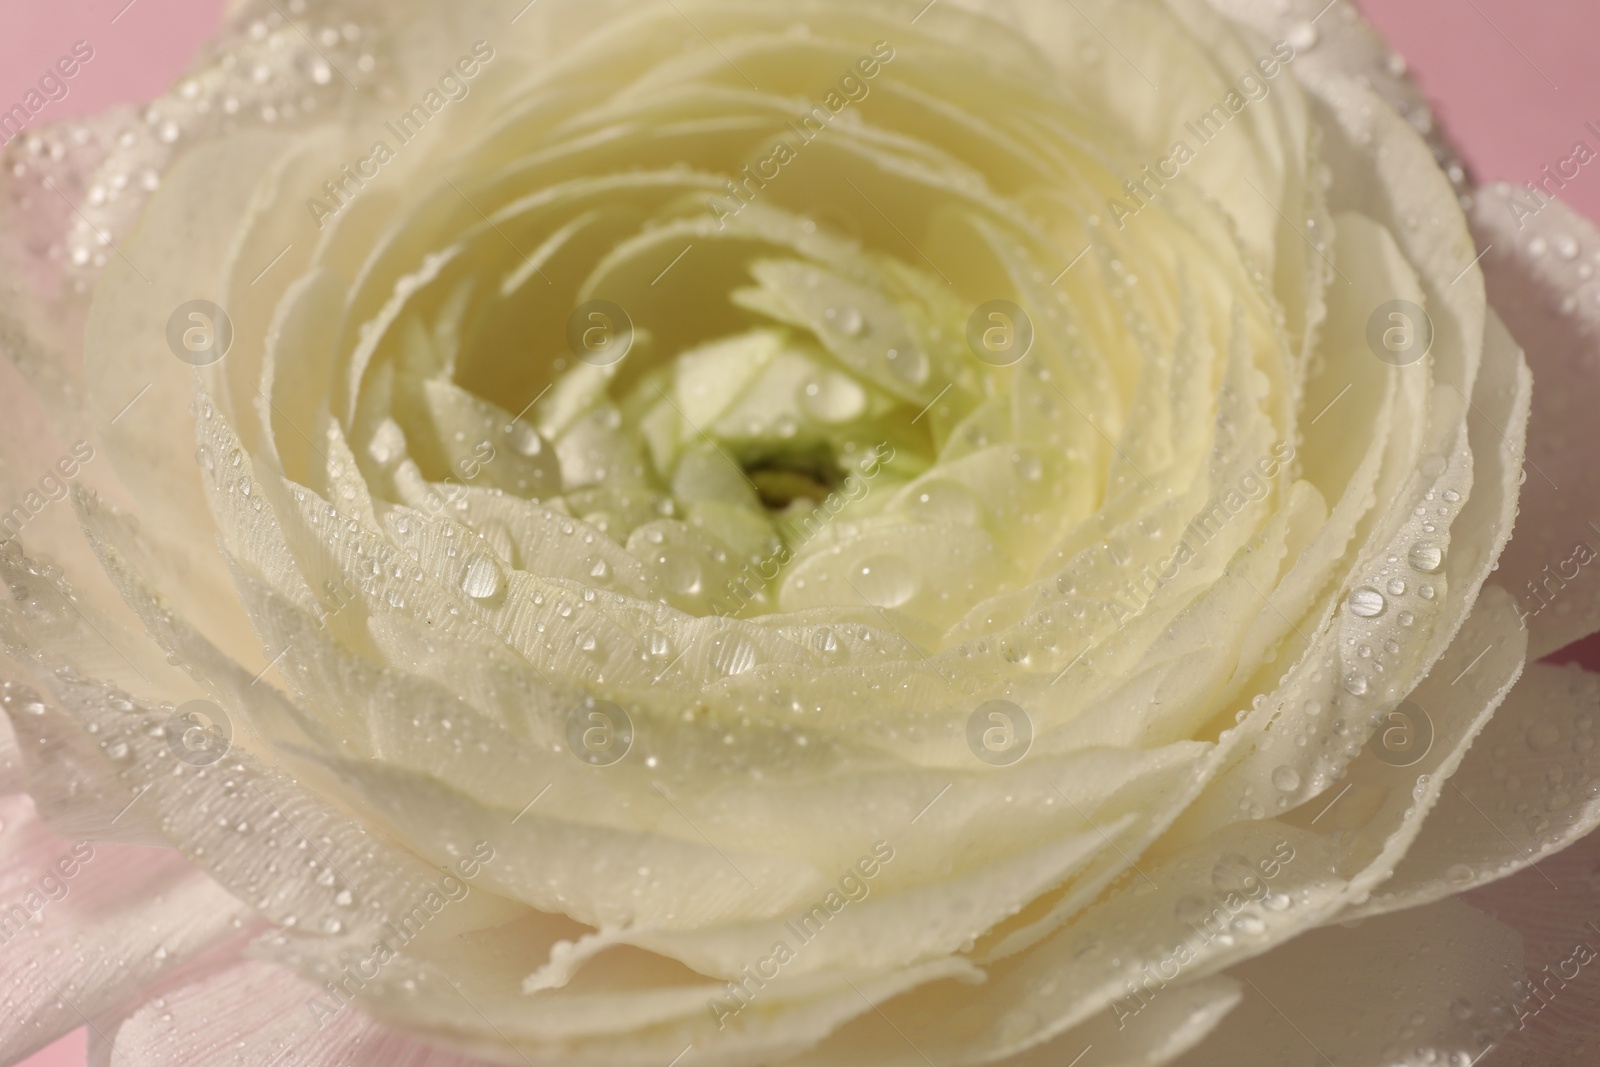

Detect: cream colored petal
[1470, 186, 1600, 658]
[1170, 899, 1521, 1066]
[0, 794, 251, 1064]
[1349, 661, 1600, 918]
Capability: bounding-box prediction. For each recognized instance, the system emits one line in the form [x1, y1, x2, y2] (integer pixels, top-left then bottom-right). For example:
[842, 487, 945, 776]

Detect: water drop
[1527, 721, 1561, 752]
[1348, 587, 1386, 618]
[459, 555, 505, 601]
[1285, 21, 1319, 50]
[799, 374, 867, 423]
[884, 346, 930, 386]
[506, 421, 544, 457]
[663, 555, 702, 597]
[1409, 542, 1444, 572]
[853, 555, 917, 608]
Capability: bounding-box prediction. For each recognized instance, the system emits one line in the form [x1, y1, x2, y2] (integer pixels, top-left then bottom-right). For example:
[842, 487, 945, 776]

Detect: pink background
[2, 0, 1599, 1064]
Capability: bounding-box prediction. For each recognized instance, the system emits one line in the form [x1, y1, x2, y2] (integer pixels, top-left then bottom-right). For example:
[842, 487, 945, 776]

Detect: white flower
[2, 1, 1599, 1065]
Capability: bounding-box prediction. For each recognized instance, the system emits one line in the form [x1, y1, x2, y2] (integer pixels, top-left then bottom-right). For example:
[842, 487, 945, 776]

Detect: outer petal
[1469, 828, 1600, 1067]
[1171, 898, 1523, 1066]
[1470, 186, 1600, 659]
[90, 959, 501, 1067]
[1346, 661, 1600, 918]
[789, 975, 1244, 1067]
[0, 793, 251, 1064]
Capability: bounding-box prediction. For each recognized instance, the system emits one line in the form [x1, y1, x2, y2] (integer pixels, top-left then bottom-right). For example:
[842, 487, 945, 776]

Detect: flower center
[337, 9, 1284, 636]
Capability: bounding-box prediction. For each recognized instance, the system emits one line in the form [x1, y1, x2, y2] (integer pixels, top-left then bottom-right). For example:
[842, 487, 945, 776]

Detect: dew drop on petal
[663, 555, 702, 596]
[1348, 587, 1386, 618]
[1408, 542, 1444, 573]
[854, 555, 916, 608]
[506, 421, 544, 457]
[1527, 721, 1561, 752]
[885, 346, 930, 386]
[460, 555, 505, 601]
[1285, 21, 1318, 50]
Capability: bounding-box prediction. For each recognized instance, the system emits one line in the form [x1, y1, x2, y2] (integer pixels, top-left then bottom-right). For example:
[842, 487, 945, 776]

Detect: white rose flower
[2, 1, 1600, 1065]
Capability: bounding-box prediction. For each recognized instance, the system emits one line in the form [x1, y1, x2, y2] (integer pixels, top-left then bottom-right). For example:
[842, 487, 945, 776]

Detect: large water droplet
[853, 555, 916, 608]
[1348, 587, 1387, 618]
[1527, 721, 1561, 752]
[1408, 542, 1444, 573]
[506, 420, 544, 457]
[460, 555, 505, 601]
[885, 346, 930, 386]
[799, 374, 867, 423]
[712, 636, 758, 676]
[1285, 21, 1318, 50]
[1271, 766, 1301, 793]
[663, 555, 703, 597]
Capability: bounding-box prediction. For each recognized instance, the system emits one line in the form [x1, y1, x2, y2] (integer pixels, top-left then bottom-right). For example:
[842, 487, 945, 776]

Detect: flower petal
[0, 794, 251, 1065]
[90, 959, 501, 1067]
[1470, 185, 1600, 659]
[1170, 899, 1522, 1066]
[1349, 660, 1600, 918]
[1467, 827, 1600, 1066]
